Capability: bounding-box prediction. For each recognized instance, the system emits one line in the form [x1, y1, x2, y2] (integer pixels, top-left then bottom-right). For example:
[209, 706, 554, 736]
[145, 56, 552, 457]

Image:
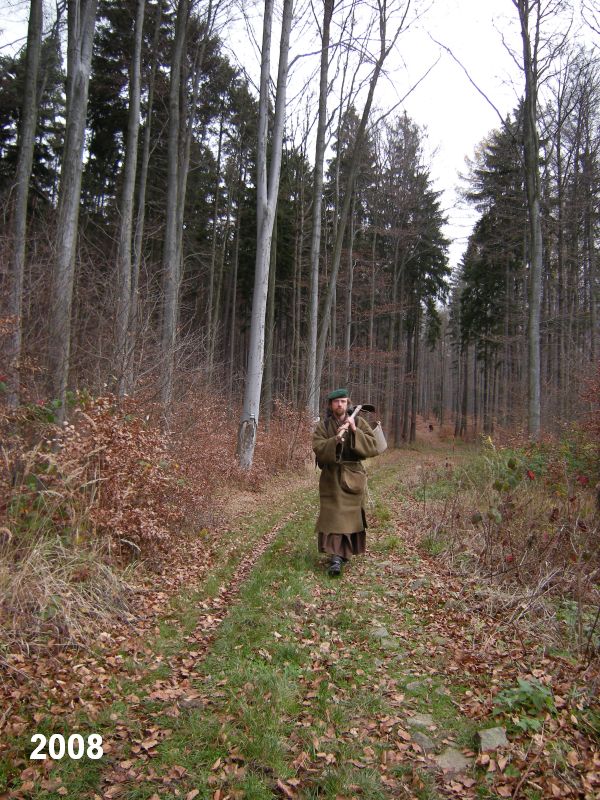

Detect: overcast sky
[0, 0, 593, 272]
[393, 0, 526, 270]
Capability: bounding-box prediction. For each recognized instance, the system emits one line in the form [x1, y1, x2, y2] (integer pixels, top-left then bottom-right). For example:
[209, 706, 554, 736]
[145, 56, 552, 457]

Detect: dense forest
[1, 5, 599, 797]
[0, 0, 598, 458]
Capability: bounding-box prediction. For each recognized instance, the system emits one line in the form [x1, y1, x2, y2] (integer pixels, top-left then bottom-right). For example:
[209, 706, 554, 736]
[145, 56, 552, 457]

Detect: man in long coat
[312, 389, 379, 576]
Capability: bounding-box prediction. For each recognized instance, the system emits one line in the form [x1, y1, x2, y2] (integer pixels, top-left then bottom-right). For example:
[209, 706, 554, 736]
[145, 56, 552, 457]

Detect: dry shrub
[0, 389, 313, 648]
[1, 391, 313, 556]
[0, 394, 176, 648]
[0, 395, 185, 554]
[436, 423, 455, 442]
[420, 438, 599, 651]
[168, 393, 313, 518]
[252, 399, 314, 475]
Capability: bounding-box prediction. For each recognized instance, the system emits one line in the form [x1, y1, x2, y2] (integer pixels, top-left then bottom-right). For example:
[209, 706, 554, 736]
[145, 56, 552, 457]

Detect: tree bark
[207, 106, 224, 375]
[306, 0, 334, 418]
[237, 0, 294, 469]
[344, 199, 356, 384]
[514, 0, 544, 439]
[160, 0, 189, 414]
[263, 211, 278, 429]
[116, 0, 145, 397]
[4, 0, 43, 407]
[130, 1, 163, 390]
[48, 0, 97, 416]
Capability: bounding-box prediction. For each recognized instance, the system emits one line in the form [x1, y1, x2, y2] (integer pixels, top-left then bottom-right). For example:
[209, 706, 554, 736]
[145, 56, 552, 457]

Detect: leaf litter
[0, 447, 598, 799]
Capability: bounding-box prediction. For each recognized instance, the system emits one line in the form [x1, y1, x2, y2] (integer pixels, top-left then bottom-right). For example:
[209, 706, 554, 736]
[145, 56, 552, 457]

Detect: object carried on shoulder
[372, 421, 387, 454]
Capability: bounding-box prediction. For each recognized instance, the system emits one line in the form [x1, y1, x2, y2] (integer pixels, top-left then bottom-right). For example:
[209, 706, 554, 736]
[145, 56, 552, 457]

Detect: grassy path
[3, 445, 597, 799]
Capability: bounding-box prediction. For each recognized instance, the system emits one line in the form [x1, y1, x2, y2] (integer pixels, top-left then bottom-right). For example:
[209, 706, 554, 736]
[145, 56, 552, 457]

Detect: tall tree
[306, 0, 334, 418]
[4, 0, 43, 407]
[115, 0, 145, 396]
[159, 0, 189, 412]
[47, 0, 98, 415]
[512, 0, 568, 438]
[314, 0, 410, 397]
[237, 0, 294, 469]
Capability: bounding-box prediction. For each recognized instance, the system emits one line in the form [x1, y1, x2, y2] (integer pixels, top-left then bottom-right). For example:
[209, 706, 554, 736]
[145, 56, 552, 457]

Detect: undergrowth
[415, 428, 599, 656]
[0, 390, 312, 650]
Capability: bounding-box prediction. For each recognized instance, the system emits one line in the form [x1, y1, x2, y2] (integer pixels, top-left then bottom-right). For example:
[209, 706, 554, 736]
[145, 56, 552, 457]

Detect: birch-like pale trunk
[160, 0, 189, 413]
[131, 2, 163, 387]
[237, 0, 294, 469]
[315, 1, 406, 391]
[5, 0, 42, 407]
[48, 0, 97, 416]
[306, 0, 334, 418]
[514, 0, 544, 439]
[115, 0, 145, 397]
[263, 216, 278, 428]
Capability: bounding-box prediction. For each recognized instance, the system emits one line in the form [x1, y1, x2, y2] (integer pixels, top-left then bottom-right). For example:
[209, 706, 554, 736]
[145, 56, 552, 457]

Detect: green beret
[327, 388, 349, 401]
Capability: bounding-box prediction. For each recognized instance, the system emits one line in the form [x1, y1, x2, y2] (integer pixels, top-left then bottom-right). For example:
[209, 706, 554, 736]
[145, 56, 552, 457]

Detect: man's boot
[328, 555, 343, 577]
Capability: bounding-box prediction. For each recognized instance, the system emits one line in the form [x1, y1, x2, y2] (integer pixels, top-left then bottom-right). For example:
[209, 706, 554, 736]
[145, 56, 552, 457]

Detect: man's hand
[335, 417, 356, 442]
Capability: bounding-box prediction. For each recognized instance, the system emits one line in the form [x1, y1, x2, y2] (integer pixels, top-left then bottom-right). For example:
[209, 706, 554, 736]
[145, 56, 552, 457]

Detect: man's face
[330, 397, 349, 419]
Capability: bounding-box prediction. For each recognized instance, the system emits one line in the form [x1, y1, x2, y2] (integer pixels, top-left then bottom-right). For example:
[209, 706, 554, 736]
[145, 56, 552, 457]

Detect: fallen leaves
[2, 448, 599, 800]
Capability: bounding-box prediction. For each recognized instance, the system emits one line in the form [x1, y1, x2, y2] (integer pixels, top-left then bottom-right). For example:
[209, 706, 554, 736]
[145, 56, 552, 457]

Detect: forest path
[4, 439, 595, 799]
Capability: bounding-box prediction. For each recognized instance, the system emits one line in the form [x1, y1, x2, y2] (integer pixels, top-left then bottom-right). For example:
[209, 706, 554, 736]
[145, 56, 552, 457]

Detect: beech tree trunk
[344, 200, 356, 384]
[115, 0, 145, 397]
[306, 0, 334, 418]
[315, 1, 406, 391]
[263, 217, 278, 429]
[237, 0, 294, 469]
[130, 1, 163, 391]
[160, 0, 189, 413]
[48, 0, 97, 416]
[5, 0, 43, 407]
[514, 0, 546, 439]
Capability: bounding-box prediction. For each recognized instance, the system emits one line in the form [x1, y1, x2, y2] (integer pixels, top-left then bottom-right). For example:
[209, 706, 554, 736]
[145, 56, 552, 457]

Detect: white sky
[1, 0, 593, 272]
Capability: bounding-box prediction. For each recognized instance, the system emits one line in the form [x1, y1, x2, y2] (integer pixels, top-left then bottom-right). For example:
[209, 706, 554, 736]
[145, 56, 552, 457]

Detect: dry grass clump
[0, 537, 134, 651]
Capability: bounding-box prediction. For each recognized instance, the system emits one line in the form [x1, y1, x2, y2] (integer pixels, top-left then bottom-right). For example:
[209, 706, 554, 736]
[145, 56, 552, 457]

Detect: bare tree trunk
[367, 232, 377, 398]
[237, 0, 293, 468]
[263, 213, 278, 429]
[227, 181, 243, 403]
[344, 199, 356, 384]
[383, 237, 401, 437]
[213, 185, 233, 382]
[409, 314, 419, 443]
[130, 1, 162, 390]
[48, 0, 97, 415]
[459, 344, 469, 438]
[4, 0, 43, 407]
[116, 0, 145, 397]
[307, 0, 334, 418]
[291, 156, 306, 406]
[514, 0, 546, 439]
[207, 102, 224, 376]
[160, 0, 189, 413]
[315, 2, 406, 390]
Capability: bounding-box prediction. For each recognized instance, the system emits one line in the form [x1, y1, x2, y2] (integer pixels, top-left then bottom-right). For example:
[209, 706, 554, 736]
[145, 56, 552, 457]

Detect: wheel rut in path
[97, 509, 299, 794]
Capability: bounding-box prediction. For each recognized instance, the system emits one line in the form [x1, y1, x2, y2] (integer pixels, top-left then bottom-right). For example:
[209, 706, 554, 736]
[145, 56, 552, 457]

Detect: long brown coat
[312, 415, 379, 534]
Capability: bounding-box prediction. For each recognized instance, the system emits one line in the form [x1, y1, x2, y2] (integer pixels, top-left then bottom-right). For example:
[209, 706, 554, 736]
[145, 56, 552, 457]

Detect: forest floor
[1, 427, 599, 800]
